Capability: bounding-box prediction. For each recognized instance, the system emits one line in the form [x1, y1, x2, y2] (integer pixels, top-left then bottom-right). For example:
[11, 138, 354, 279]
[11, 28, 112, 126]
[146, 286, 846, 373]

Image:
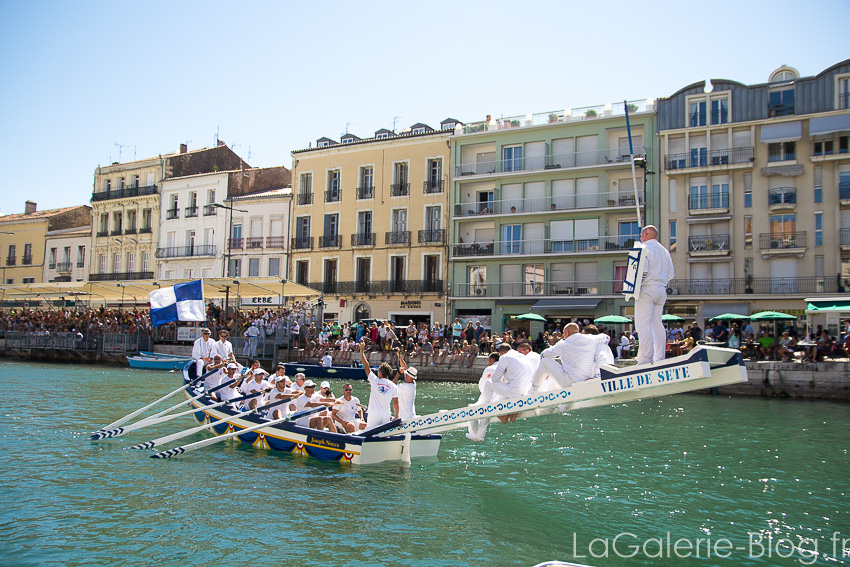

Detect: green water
[0, 359, 848, 566]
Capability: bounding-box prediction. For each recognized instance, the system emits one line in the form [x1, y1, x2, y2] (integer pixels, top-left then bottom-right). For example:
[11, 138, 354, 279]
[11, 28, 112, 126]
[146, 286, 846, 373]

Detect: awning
[529, 298, 602, 311]
[760, 121, 801, 143]
[699, 302, 750, 320]
[810, 113, 850, 136]
[805, 298, 850, 312]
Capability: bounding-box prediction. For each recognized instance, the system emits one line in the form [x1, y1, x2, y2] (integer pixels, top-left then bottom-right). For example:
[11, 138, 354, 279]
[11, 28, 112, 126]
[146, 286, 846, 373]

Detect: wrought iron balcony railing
[386, 231, 411, 245]
[451, 234, 640, 257]
[55, 262, 72, 272]
[665, 146, 753, 170]
[155, 245, 217, 258]
[246, 237, 264, 249]
[76, 260, 85, 268]
[688, 193, 729, 210]
[351, 233, 376, 247]
[185, 206, 198, 218]
[316, 279, 444, 295]
[297, 192, 313, 205]
[124, 228, 137, 235]
[688, 234, 730, 252]
[319, 235, 342, 248]
[325, 189, 341, 203]
[841, 228, 850, 246]
[96, 231, 108, 237]
[453, 191, 643, 217]
[390, 183, 410, 197]
[768, 187, 797, 206]
[165, 209, 178, 220]
[227, 238, 243, 250]
[759, 232, 807, 250]
[22, 256, 32, 265]
[5, 257, 14, 266]
[138, 226, 152, 234]
[203, 204, 217, 216]
[424, 180, 444, 194]
[356, 186, 374, 199]
[418, 229, 446, 244]
[91, 185, 157, 202]
[89, 271, 153, 282]
[291, 237, 314, 250]
[667, 276, 843, 296]
[266, 236, 286, 249]
[110, 229, 123, 236]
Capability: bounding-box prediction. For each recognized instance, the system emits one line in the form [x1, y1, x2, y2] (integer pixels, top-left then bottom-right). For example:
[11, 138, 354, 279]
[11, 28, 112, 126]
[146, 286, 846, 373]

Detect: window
[63, 246, 70, 263]
[744, 173, 752, 208]
[49, 248, 57, 269]
[501, 224, 521, 254]
[112, 212, 122, 234]
[268, 258, 280, 277]
[142, 209, 152, 230]
[99, 213, 108, 233]
[77, 246, 85, 268]
[814, 212, 823, 246]
[376, 132, 389, 140]
[689, 100, 706, 127]
[132, 174, 139, 188]
[744, 216, 753, 248]
[295, 216, 311, 247]
[23, 243, 32, 264]
[300, 173, 312, 195]
[324, 259, 338, 289]
[392, 162, 409, 195]
[22, 277, 35, 284]
[104, 179, 111, 192]
[768, 142, 796, 162]
[142, 252, 149, 272]
[127, 210, 136, 231]
[669, 220, 677, 251]
[392, 209, 407, 232]
[119, 177, 125, 190]
[358, 210, 372, 235]
[690, 146, 707, 168]
[326, 170, 341, 202]
[711, 98, 728, 124]
[618, 221, 640, 247]
[359, 167, 374, 198]
[249, 258, 260, 277]
[768, 87, 795, 116]
[503, 145, 523, 172]
[183, 269, 194, 279]
[769, 214, 796, 237]
[127, 253, 135, 272]
[524, 264, 544, 295]
[99, 254, 106, 274]
[710, 182, 729, 208]
[228, 259, 241, 277]
[295, 261, 309, 285]
[689, 183, 708, 209]
[813, 139, 834, 156]
[112, 254, 120, 273]
[813, 166, 823, 203]
[427, 159, 442, 191]
[323, 213, 339, 247]
[425, 206, 440, 231]
[477, 190, 494, 213]
[207, 189, 216, 204]
[468, 266, 486, 295]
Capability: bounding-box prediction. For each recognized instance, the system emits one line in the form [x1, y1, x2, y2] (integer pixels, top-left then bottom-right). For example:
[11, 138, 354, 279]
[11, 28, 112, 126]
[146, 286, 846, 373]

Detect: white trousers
[195, 359, 206, 379]
[539, 357, 576, 390]
[635, 285, 667, 364]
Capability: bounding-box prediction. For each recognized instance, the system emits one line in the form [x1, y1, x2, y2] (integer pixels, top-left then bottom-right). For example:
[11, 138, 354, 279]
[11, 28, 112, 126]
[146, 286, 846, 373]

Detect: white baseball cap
[320, 381, 331, 389]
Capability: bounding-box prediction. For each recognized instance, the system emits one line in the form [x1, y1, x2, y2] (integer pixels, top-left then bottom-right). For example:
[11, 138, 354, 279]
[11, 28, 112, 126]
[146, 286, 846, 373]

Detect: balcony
[759, 232, 807, 253]
[356, 186, 374, 199]
[424, 180, 444, 194]
[768, 187, 797, 210]
[455, 145, 646, 179]
[139, 226, 152, 234]
[390, 183, 410, 197]
[418, 229, 446, 244]
[4, 257, 14, 266]
[266, 236, 286, 249]
[316, 279, 444, 295]
[110, 229, 123, 236]
[351, 233, 376, 247]
[155, 245, 217, 258]
[48, 262, 55, 270]
[325, 189, 341, 203]
[840, 228, 850, 251]
[665, 147, 753, 171]
[453, 280, 619, 298]
[203, 204, 217, 216]
[688, 234, 730, 256]
[840, 181, 850, 206]
[667, 277, 843, 296]
[96, 231, 108, 238]
[297, 192, 313, 206]
[386, 231, 411, 245]
[89, 271, 153, 282]
[165, 209, 179, 220]
[452, 235, 638, 258]
[245, 237, 264, 249]
[91, 185, 157, 202]
[124, 227, 137, 235]
[76, 261, 85, 268]
[227, 238, 243, 250]
[453, 192, 643, 218]
[56, 262, 72, 273]
[811, 136, 849, 161]
[22, 255, 32, 265]
[319, 235, 342, 248]
[291, 237, 314, 250]
[185, 206, 198, 218]
[688, 192, 729, 214]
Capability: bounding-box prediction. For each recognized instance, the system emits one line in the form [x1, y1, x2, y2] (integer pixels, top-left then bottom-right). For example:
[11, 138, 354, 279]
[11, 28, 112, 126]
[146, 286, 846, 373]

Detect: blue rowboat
[128, 354, 193, 370]
[282, 361, 371, 381]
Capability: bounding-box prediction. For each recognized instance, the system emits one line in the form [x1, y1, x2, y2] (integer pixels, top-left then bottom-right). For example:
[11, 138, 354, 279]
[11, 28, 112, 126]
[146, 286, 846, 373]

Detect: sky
[0, 0, 848, 214]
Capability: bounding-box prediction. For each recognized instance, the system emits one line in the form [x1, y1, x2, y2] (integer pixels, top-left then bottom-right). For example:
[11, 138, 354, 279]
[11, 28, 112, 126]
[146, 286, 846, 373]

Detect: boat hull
[282, 362, 369, 381]
[129, 356, 192, 370]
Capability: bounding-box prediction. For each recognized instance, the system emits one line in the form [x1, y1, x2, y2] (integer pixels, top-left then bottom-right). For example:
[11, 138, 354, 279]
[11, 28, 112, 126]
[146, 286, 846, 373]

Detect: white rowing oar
[93, 384, 267, 441]
[91, 378, 236, 440]
[150, 406, 326, 459]
[94, 368, 219, 433]
[127, 395, 294, 450]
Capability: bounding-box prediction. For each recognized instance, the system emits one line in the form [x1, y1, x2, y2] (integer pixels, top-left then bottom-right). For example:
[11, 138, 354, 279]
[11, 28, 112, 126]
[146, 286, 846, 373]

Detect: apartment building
[0, 201, 91, 285]
[157, 166, 291, 280]
[449, 102, 657, 333]
[43, 225, 91, 283]
[657, 60, 850, 322]
[90, 143, 249, 282]
[291, 122, 454, 324]
[225, 187, 292, 281]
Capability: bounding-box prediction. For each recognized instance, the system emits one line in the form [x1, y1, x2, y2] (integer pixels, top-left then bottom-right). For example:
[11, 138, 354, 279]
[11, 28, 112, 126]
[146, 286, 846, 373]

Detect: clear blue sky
[0, 0, 847, 214]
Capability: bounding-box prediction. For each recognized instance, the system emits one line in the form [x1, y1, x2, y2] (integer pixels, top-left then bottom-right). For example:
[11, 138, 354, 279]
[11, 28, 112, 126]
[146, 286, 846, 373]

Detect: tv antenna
[392, 116, 404, 132]
[114, 142, 129, 162]
[342, 122, 357, 136]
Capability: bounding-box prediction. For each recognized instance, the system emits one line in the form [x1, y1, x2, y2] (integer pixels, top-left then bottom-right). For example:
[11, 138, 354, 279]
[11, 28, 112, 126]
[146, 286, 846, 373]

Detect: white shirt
[367, 371, 398, 426]
[192, 337, 216, 361]
[489, 349, 534, 397]
[542, 333, 614, 382]
[478, 362, 498, 394]
[218, 381, 240, 404]
[240, 377, 271, 399]
[293, 393, 324, 427]
[640, 238, 675, 288]
[213, 339, 233, 360]
[334, 395, 361, 423]
[321, 354, 332, 368]
[266, 385, 295, 413]
[204, 368, 224, 393]
[397, 381, 416, 421]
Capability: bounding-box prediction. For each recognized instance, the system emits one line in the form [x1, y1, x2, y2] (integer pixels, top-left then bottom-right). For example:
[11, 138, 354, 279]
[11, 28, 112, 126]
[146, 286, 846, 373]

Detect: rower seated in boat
[203, 354, 227, 393]
[217, 363, 242, 405]
[292, 380, 338, 432]
[239, 368, 273, 411]
[265, 376, 300, 420]
[332, 382, 367, 433]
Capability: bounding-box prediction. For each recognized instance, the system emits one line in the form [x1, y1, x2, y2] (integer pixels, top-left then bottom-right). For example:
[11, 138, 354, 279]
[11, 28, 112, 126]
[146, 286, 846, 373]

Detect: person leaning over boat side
[394, 357, 418, 422]
[332, 383, 367, 433]
[293, 381, 337, 431]
[533, 322, 614, 391]
[359, 340, 399, 427]
[321, 349, 333, 368]
[213, 330, 234, 362]
[634, 225, 675, 365]
[192, 328, 217, 377]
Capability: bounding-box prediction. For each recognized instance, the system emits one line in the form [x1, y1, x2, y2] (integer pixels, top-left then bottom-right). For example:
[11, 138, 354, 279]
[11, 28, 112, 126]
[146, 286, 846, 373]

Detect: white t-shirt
[218, 383, 240, 404]
[321, 354, 332, 368]
[213, 340, 233, 360]
[266, 386, 294, 414]
[192, 337, 216, 360]
[397, 381, 416, 421]
[204, 368, 224, 394]
[335, 396, 361, 423]
[240, 378, 271, 399]
[293, 393, 323, 427]
[367, 371, 398, 427]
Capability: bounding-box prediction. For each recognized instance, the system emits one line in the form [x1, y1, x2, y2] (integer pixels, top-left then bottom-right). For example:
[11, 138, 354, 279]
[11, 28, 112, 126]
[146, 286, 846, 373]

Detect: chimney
[25, 201, 37, 214]
[179, 143, 188, 154]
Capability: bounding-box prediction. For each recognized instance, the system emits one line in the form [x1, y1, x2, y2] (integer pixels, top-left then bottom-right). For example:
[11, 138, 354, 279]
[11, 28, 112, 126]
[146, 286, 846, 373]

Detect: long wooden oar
[150, 406, 325, 459]
[91, 378, 236, 440]
[127, 395, 294, 450]
[95, 368, 218, 432]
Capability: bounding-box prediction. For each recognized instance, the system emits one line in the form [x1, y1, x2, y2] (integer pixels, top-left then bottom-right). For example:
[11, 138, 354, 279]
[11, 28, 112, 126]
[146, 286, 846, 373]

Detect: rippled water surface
[1, 359, 848, 566]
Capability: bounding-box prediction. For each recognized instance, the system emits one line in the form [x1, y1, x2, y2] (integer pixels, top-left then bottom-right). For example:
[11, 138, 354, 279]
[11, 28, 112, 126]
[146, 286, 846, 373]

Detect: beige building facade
[43, 226, 91, 283]
[291, 124, 454, 324]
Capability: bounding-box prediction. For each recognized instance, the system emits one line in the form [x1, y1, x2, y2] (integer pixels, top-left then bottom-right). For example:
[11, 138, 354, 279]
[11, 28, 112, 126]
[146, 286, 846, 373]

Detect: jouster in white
[635, 225, 675, 365]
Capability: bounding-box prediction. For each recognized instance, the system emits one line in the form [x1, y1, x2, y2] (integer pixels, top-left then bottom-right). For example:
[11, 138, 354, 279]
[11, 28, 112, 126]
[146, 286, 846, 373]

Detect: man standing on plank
[634, 225, 674, 365]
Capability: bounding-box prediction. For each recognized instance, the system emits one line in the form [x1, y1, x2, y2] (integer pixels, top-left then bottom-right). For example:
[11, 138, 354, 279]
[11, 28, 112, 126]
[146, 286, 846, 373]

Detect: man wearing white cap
[358, 340, 398, 427]
[216, 363, 242, 405]
[239, 368, 272, 411]
[395, 357, 418, 422]
[292, 380, 337, 431]
[266, 375, 299, 420]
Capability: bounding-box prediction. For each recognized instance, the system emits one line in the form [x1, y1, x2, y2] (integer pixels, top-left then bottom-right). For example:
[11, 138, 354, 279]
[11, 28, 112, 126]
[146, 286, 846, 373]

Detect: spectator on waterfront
[321, 349, 333, 368]
[757, 330, 775, 360]
[777, 331, 796, 362]
[452, 318, 463, 344]
[727, 325, 742, 350]
[617, 332, 632, 359]
[808, 330, 834, 362]
[741, 321, 755, 342]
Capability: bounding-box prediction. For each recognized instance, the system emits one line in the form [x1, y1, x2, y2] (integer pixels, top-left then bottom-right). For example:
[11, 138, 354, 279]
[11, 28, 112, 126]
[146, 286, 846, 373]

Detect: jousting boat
[94, 346, 746, 465]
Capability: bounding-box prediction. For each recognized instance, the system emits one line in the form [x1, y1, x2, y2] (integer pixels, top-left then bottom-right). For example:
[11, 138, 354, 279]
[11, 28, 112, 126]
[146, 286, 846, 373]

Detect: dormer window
[318, 141, 329, 147]
[376, 133, 389, 139]
[342, 138, 353, 144]
[412, 127, 425, 135]
[768, 66, 798, 117]
[689, 100, 706, 127]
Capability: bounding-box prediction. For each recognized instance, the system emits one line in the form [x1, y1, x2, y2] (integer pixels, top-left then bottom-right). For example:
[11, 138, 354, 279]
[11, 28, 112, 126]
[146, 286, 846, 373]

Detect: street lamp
[116, 283, 125, 313]
[633, 156, 655, 229]
[211, 201, 248, 279]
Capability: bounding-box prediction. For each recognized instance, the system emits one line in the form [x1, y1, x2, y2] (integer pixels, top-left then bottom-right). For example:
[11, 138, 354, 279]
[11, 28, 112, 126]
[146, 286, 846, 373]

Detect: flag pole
[624, 100, 642, 229]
